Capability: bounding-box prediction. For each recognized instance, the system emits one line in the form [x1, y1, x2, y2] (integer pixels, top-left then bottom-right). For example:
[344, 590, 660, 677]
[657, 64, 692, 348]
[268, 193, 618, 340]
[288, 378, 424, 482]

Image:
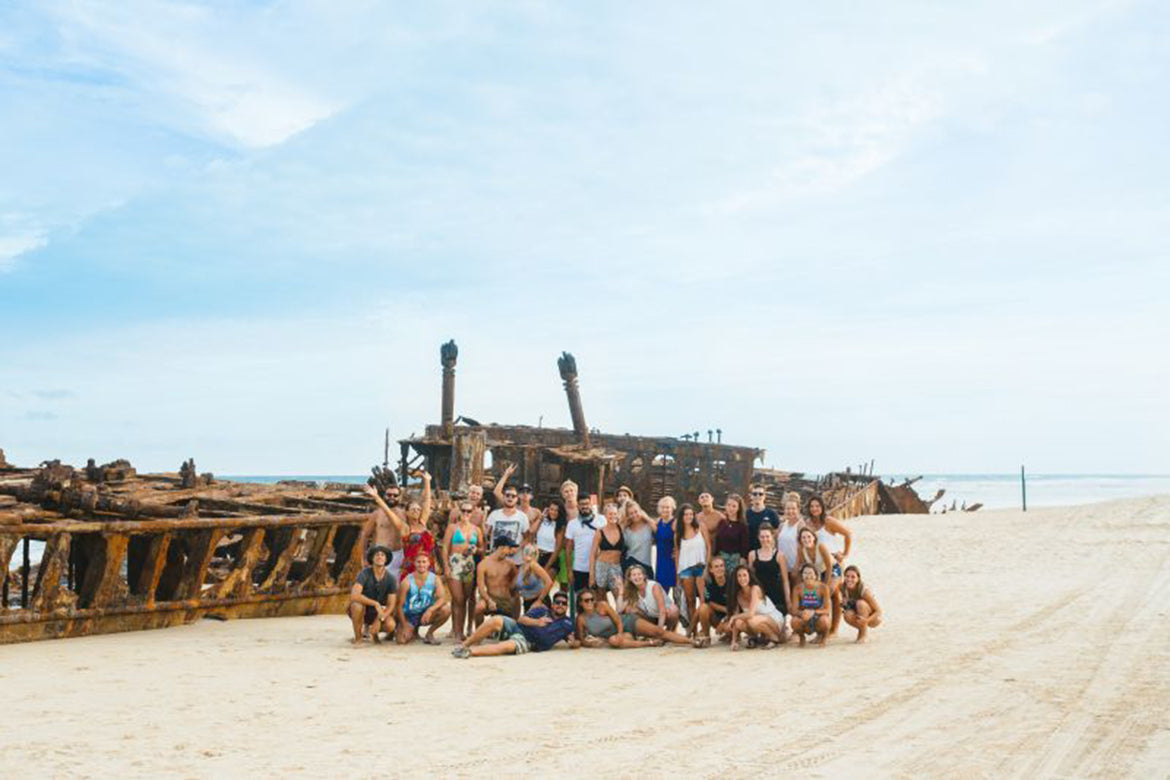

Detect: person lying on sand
[575, 588, 659, 649]
[840, 565, 882, 643]
[452, 592, 579, 658]
[396, 551, 450, 646]
[348, 545, 398, 645]
[475, 542, 520, 619]
[726, 564, 787, 651]
[790, 563, 832, 647]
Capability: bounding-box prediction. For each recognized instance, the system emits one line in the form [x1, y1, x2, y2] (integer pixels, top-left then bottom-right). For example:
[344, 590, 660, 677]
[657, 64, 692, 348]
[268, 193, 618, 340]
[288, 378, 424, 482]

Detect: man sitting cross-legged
[452, 591, 579, 658]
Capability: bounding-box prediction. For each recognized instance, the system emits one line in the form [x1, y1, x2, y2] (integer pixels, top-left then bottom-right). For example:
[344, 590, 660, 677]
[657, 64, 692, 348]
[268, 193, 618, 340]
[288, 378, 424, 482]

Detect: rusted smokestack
[441, 340, 458, 437]
[558, 351, 590, 447]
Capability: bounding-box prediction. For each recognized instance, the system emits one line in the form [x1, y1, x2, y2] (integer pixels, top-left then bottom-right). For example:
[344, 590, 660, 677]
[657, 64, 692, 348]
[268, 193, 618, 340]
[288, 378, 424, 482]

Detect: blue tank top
[405, 572, 437, 614]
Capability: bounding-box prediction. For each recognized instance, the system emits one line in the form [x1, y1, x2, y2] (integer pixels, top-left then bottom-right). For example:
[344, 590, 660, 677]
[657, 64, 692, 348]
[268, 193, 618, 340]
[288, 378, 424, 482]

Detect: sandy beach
[4, 494, 1168, 778]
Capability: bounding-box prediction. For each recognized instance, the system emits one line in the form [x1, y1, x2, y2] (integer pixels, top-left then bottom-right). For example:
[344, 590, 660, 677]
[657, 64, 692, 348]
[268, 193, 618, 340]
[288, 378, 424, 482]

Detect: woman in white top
[806, 494, 852, 635]
[619, 565, 690, 645]
[795, 527, 834, 586]
[726, 564, 786, 650]
[777, 498, 805, 586]
[673, 503, 709, 639]
[533, 499, 566, 585]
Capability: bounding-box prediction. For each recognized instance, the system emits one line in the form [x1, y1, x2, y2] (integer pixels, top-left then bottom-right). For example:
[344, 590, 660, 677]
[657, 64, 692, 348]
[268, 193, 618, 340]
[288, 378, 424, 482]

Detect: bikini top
[599, 525, 623, 552]
[799, 587, 823, 610]
[451, 525, 479, 547]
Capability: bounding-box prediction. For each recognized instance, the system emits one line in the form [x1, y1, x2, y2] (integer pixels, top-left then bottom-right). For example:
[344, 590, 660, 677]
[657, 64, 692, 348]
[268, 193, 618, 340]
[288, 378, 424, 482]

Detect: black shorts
[363, 605, 387, 625]
[572, 570, 590, 593]
[538, 551, 557, 571]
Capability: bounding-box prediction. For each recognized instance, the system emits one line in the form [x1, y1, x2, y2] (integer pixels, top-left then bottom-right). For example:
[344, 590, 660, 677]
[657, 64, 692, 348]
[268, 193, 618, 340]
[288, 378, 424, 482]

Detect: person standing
[713, 493, 750, 573]
[360, 484, 408, 580]
[653, 496, 678, 592]
[696, 491, 725, 539]
[620, 501, 655, 577]
[565, 495, 605, 593]
[440, 501, 480, 642]
[485, 483, 528, 564]
[745, 486, 780, 552]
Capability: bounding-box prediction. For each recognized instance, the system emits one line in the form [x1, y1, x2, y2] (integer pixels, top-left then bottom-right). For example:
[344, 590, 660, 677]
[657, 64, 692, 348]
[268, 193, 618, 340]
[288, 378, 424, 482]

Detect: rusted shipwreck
[0, 456, 370, 644]
[396, 343, 939, 521]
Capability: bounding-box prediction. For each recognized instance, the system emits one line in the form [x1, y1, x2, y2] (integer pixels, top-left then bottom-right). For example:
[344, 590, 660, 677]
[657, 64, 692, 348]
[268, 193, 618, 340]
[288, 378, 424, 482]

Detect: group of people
[349, 464, 883, 658]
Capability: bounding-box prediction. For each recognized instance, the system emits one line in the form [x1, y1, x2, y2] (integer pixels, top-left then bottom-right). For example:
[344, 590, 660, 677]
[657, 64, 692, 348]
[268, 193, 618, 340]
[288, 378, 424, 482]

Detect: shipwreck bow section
[0, 458, 370, 644]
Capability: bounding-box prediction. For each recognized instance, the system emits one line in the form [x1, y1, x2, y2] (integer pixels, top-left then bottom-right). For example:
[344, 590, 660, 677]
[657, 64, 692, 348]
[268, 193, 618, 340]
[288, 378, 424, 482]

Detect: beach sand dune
[3, 496, 1168, 777]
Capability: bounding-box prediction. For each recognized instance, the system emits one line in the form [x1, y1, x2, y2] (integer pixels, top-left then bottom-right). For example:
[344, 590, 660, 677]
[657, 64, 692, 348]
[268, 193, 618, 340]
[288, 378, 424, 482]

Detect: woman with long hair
[619, 565, 690, 645]
[806, 494, 852, 635]
[726, 564, 787, 650]
[713, 493, 750, 573]
[575, 588, 659, 648]
[748, 523, 789, 621]
[789, 563, 832, 647]
[400, 472, 437, 580]
[674, 503, 709, 638]
[533, 499, 567, 586]
[440, 499, 480, 642]
[516, 543, 554, 612]
[588, 502, 625, 604]
[795, 526, 834, 589]
[840, 565, 882, 643]
[620, 500, 655, 577]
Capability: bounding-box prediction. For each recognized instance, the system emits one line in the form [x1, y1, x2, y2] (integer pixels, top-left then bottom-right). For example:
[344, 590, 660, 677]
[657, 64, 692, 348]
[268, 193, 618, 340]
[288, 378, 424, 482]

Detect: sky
[1, 1, 1167, 476]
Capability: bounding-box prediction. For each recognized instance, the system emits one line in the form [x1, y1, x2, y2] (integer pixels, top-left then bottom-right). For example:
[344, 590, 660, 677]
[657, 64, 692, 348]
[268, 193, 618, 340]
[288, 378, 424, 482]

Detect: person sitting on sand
[400, 472, 436, 580]
[726, 564, 787, 651]
[516, 543, 554, 611]
[452, 591, 579, 658]
[692, 555, 730, 647]
[589, 503, 625, 604]
[396, 551, 450, 645]
[440, 500, 480, 642]
[575, 588, 659, 649]
[806, 494, 852, 635]
[840, 565, 882, 643]
[619, 565, 690, 645]
[795, 527, 834, 588]
[476, 541, 520, 619]
[789, 563, 832, 647]
[348, 545, 398, 644]
[675, 503, 709, 638]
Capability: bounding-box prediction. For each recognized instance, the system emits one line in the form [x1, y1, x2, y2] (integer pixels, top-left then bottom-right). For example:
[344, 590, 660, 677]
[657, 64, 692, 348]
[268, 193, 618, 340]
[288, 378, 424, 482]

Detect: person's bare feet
[798, 634, 807, 647]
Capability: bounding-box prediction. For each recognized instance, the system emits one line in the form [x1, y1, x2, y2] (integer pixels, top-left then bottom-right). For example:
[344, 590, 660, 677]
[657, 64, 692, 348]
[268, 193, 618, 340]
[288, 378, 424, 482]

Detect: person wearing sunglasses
[360, 483, 408, 580]
[441, 501, 480, 642]
[745, 485, 779, 552]
[452, 592, 579, 658]
[574, 588, 658, 649]
[486, 481, 528, 565]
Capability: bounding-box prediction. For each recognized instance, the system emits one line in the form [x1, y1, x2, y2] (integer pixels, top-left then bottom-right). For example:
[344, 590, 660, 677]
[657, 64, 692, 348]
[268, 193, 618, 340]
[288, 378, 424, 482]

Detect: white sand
[3, 495, 1169, 778]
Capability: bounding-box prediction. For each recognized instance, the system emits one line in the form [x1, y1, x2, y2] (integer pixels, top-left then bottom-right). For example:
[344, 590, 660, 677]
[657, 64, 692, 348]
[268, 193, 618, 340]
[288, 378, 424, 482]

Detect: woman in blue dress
[653, 495, 677, 591]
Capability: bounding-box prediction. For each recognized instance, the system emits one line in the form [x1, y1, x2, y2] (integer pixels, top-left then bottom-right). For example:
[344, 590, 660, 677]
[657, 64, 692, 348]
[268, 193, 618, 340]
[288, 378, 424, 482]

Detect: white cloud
[0, 222, 47, 271]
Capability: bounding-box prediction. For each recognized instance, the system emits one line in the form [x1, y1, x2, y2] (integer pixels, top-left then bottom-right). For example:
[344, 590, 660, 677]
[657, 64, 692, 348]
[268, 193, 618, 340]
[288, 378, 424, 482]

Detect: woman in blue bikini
[441, 500, 480, 642]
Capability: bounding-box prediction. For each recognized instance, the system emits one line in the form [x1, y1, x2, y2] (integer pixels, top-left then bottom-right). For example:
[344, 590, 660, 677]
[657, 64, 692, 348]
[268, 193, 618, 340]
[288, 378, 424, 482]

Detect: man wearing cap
[453, 591, 579, 658]
[347, 545, 398, 645]
[360, 484, 409, 580]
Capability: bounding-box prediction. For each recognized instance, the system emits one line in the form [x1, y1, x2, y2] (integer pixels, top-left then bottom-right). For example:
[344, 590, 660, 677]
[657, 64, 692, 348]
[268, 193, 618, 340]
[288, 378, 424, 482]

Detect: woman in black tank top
[748, 524, 790, 614]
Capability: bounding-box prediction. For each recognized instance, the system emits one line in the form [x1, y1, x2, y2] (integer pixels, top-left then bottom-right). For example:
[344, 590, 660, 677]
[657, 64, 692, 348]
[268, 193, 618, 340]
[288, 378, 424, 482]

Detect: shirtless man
[475, 542, 520, 619]
[697, 491, 726, 539]
[360, 483, 408, 580]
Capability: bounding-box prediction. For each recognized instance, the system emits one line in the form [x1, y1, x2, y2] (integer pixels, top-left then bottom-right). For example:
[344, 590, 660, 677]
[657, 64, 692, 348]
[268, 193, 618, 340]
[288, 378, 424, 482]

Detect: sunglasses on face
[505, 494, 518, 499]
[751, 491, 765, 496]
[553, 599, 569, 606]
[580, 596, 595, 603]
[460, 508, 472, 514]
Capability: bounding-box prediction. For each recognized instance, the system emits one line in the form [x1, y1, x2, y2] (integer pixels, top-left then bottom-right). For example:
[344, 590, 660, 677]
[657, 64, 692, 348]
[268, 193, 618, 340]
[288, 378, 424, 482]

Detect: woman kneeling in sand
[840, 565, 882, 643]
[397, 551, 451, 645]
[576, 589, 660, 648]
[789, 564, 832, 647]
[619, 565, 691, 645]
[727, 564, 787, 650]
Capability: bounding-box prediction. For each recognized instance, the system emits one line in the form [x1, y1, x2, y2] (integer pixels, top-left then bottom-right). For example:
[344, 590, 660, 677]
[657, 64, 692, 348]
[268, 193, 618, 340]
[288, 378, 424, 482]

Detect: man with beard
[360, 483, 408, 580]
[452, 591, 578, 658]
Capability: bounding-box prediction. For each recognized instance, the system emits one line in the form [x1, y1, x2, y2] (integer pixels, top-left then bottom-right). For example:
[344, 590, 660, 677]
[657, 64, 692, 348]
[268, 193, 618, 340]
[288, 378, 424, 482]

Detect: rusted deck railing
[0, 512, 367, 644]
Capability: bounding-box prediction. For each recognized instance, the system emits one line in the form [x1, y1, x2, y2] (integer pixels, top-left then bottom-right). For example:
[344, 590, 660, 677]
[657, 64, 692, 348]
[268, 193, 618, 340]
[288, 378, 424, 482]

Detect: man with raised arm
[360, 483, 409, 580]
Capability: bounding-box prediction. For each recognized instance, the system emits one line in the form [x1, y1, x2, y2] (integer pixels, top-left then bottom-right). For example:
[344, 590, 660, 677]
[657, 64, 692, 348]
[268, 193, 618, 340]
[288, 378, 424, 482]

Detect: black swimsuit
[599, 526, 623, 552]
